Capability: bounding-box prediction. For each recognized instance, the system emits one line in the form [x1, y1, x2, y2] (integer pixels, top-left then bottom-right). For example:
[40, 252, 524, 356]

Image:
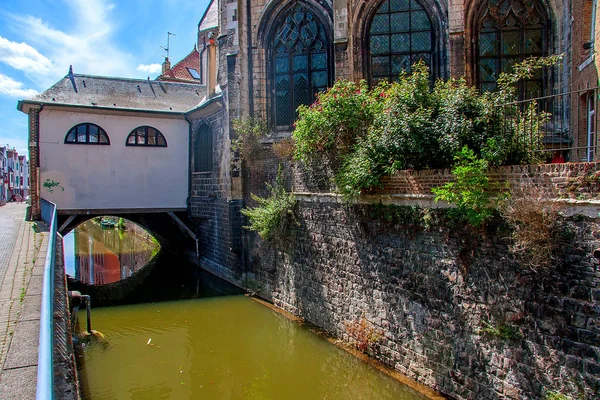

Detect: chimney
[207, 36, 217, 96]
[162, 57, 171, 75]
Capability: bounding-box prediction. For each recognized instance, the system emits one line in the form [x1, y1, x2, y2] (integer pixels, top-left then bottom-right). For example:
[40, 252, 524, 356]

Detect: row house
[0, 146, 29, 204]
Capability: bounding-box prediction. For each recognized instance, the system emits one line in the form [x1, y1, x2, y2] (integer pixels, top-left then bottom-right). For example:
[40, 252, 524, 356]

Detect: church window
[270, 3, 331, 130]
[368, 0, 435, 85]
[476, 0, 550, 98]
[65, 123, 110, 145]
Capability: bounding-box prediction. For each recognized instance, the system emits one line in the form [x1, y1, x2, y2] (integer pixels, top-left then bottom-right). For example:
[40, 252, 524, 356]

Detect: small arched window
[194, 125, 212, 173]
[368, 0, 436, 85]
[65, 123, 110, 145]
[476, 0, 550, 98]
[126, 126, 167, 147]
[270, 3, 332, 130]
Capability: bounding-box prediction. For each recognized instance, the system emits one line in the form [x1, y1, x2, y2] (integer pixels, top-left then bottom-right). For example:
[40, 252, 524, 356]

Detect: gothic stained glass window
[271, 3, 330, 129]
[477, 0, 550, 97]
[368, 0, 435, 85]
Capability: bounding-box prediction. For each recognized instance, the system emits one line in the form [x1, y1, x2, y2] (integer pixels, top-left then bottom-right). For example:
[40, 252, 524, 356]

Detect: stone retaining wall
[236, 160, 600, 399]
[249, 202, 600, 400]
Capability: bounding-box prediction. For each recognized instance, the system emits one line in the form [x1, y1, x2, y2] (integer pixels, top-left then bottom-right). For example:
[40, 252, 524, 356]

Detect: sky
[0, 0, 210, 156]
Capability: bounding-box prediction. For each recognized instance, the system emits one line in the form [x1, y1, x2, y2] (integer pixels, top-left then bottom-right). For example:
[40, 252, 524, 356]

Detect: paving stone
[3, 320, 40, 370]
[0, 365, 37, 400]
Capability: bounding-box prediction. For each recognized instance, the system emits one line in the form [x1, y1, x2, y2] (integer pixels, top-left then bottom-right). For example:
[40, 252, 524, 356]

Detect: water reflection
[80, 297, 429, 400]
[64, 218, 160, 285]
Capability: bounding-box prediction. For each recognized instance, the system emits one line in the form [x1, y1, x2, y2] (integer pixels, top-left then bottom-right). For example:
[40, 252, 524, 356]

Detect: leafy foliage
[293, 80, 379, 163]
[292, 57, 561, 198]
[432, 147, 495, 227]
[241, 166, 297, 241]
[480, 320, 523, 341]
[232, 117, 269, 160]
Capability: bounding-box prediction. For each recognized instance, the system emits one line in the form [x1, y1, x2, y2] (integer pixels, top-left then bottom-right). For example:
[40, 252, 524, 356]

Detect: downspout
[185, 113, 200, 262]
[246, 0, 254, 115]
[198, 38, 207, 85]
[35, 105, 44, 220]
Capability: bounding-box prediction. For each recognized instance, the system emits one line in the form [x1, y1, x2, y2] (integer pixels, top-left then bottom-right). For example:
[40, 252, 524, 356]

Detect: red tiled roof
[160, 47, 201, 83]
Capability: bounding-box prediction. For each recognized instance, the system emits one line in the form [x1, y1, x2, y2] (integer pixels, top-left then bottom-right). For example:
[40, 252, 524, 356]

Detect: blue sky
[0, 0, 210, 155]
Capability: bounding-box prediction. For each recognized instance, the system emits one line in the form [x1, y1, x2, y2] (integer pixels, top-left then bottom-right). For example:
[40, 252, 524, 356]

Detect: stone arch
[256, 0, 333, 45]
[256, 0, 335, 130]
[352, 0, 448, 83]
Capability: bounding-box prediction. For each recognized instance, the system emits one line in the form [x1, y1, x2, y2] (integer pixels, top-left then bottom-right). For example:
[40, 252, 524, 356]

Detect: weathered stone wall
[220, 156, 600, 400]
[189, 108, 244, 284]
[248, 200, 599, 400]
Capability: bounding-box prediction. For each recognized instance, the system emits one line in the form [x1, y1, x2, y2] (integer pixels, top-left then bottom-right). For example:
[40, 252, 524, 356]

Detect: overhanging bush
[292, 56, 561, 199]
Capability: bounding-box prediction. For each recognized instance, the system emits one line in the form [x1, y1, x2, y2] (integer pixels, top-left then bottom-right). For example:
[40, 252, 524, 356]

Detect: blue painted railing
[37, 199, 57, 400]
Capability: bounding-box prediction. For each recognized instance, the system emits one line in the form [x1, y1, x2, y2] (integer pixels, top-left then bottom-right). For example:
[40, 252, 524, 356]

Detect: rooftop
[19, 71, 207, 114]
[159, 47, 201, 84]
[199, 0, 218, 33]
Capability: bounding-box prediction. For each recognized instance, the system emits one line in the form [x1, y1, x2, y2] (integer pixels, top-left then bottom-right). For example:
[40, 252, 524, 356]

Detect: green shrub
[432, 147, 494, 227]
[292, 56, 561, 198]
[241, 166, 297, 241]
[293, 79, 379, 163]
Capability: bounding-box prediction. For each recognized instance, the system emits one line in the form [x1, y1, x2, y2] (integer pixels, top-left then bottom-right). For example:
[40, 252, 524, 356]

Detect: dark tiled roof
[160, 47, 201, 83]
[199, 0, 218, 32]
[22, 74, 206, 113]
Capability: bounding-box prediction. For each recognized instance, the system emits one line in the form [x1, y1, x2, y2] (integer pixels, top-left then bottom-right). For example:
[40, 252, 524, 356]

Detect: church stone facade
[187, 0, 600, 286]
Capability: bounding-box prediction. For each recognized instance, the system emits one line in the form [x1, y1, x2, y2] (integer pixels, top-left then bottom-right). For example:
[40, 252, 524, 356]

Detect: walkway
[0, 203, 48, 399]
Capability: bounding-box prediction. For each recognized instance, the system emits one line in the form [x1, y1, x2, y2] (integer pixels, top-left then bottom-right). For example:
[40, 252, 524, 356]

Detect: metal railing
[37, 199, 57, 400]
[502, 86, 600, 163]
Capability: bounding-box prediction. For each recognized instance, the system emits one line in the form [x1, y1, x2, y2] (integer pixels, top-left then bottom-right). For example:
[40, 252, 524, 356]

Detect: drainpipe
[184, 113, 200, 263]
[198, 38, 207, 85]
[246, 0, 254, 115]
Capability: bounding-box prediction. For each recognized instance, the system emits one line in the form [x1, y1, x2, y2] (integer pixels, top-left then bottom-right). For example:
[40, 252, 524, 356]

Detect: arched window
[270, 3, 332, 130]
[126, 126, 167, 147]
[194, 125, 212, 173]
[476, 0, 550, 98]
[368, 0, 435, 85]
[65, 123, 110, 145]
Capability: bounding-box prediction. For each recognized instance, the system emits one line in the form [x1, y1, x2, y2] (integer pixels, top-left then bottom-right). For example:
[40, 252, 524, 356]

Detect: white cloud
[0, 36, 53, 74]
[5, 0, 136, 88]
[137, 63, 162, 74]
[0, 74, 38, 98]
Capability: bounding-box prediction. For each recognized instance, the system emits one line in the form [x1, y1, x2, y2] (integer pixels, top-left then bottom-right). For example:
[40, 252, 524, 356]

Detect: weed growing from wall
[232, 117, 269, 161]
[344, 315, 382, 353]
[241, 166, 297, 241]
[499, 186, 571, 270]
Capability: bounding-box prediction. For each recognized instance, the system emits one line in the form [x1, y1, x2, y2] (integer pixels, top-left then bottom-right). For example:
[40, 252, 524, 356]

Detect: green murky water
[79, 296, 428, 400]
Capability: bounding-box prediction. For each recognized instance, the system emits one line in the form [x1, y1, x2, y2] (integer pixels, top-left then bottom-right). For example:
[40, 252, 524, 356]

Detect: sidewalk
[0, 203, 49, 399]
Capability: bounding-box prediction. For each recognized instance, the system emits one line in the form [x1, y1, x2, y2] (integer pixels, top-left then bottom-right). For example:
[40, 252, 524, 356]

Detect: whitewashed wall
[39, 108, 189, 211]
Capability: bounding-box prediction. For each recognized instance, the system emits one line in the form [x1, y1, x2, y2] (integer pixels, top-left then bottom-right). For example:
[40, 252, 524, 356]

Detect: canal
[65, 219, 431, 400]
